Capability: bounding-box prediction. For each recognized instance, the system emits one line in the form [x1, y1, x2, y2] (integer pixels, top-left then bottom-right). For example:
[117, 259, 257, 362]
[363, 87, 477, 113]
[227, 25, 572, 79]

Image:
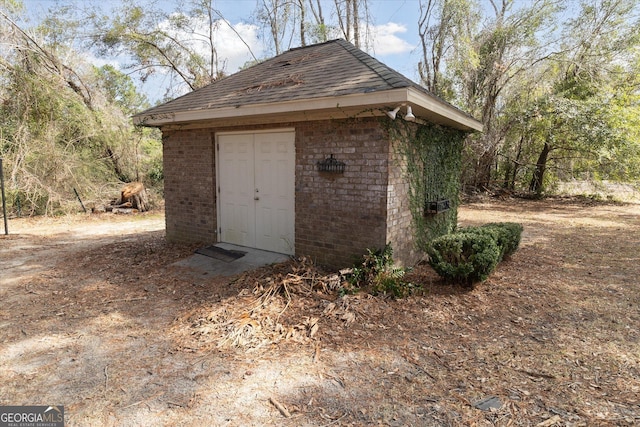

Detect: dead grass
[1, 198, 639, 426]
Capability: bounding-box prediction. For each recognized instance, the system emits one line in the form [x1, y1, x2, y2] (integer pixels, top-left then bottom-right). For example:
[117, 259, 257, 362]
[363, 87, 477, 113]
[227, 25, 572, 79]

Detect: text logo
[0, 406, 64, 427]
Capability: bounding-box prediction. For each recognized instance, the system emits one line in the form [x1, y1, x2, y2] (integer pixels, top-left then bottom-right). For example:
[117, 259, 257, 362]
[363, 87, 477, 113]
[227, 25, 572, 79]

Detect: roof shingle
[136, 39, 424, 117]
[133, 39, 482, 132]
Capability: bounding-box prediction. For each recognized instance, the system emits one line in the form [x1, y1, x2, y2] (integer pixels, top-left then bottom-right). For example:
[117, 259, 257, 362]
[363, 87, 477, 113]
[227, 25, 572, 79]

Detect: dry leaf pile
[182, 257, 363, 350]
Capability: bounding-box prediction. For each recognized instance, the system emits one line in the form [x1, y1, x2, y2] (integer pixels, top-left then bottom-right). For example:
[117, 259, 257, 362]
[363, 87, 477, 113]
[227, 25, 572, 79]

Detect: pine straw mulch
[2, 198, 639, 426]
[167, 197, 640, 426]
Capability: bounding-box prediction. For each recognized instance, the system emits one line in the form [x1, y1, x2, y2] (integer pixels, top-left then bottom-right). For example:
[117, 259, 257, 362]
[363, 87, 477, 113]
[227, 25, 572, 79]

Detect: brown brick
[161, 117, 420, 269]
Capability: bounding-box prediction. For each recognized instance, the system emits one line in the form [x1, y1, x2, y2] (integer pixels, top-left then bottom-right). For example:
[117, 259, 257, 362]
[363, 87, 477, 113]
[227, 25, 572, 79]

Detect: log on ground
[115, 182, 149, 212]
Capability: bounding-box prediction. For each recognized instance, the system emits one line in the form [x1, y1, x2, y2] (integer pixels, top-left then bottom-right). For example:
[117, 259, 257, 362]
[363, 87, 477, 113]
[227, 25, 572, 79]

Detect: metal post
[73, 187, 87, 213]
[0, 158, 8, 235]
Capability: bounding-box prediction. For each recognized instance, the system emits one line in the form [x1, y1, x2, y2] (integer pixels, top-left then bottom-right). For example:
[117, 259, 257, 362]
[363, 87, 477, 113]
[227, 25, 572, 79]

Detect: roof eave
[407, 88, 483, 132]
[133, 88, 483, 132]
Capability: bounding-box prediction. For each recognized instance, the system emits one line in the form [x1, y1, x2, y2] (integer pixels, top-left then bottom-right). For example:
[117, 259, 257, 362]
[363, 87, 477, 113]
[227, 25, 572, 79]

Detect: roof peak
[287, 38, 344, 52]
[133, 38, 482, 132]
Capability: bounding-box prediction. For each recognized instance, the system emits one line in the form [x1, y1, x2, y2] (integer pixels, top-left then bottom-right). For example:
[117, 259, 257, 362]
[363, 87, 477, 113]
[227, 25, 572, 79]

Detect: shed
[134, 39, 482, 268]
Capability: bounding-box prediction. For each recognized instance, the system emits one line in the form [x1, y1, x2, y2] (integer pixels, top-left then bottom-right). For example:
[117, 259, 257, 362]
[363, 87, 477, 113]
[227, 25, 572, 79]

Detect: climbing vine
[384, 118, 467, 251]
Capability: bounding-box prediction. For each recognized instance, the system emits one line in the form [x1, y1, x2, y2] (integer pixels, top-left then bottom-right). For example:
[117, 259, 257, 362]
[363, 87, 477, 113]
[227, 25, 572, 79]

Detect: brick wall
[161, 117, 418, 269]
[295, 118, 390, 268]
[162, 129, 216, 243]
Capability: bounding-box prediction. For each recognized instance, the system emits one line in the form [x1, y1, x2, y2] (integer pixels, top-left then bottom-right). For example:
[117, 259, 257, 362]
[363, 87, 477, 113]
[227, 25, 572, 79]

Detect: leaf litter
[1, 198, 639, 426]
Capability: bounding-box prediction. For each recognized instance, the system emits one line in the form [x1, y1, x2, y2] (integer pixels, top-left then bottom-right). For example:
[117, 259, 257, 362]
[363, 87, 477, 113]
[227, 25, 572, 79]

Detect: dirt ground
[1, 198, 639, 426]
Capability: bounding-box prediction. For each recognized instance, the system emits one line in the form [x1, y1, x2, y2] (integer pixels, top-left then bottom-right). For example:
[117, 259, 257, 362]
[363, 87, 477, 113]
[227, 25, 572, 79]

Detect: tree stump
[116, 182, 149, 212]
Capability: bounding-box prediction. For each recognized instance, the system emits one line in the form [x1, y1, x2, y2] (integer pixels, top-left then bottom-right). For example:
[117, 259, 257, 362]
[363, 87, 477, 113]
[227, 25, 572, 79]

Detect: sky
[21, 0, 427, 103]
[162, 0, 425, 78]
[17, 0, 595, 104]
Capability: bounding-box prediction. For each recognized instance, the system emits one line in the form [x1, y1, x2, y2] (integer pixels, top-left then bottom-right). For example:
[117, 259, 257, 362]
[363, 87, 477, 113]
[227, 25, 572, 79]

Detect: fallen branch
[269, 397, 291, 418]
[536, 415, 562, 426]
[101, 296, 147, 305]
[122, 392, 164, 410]
[313, 342, 321, 363]
[516, 369, 556, 379]
[319, 412, 347, 427]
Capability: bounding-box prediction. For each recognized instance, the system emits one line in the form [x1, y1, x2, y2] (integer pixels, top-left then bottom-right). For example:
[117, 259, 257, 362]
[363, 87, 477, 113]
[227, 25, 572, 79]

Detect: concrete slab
[172, 243, 291, 278]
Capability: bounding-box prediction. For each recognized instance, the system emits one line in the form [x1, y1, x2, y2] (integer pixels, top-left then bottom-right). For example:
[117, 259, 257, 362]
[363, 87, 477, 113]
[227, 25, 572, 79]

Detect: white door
[217, 130, 295, 255]
[218, 134, 255, 248]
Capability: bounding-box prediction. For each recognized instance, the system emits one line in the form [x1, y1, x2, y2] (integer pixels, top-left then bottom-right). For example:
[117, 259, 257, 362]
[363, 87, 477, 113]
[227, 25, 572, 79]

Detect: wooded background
[1, 0, 639, 215]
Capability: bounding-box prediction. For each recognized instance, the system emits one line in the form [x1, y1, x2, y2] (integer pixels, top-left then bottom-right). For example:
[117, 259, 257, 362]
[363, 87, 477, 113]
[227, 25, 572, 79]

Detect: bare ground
[0, 198, 639, 426]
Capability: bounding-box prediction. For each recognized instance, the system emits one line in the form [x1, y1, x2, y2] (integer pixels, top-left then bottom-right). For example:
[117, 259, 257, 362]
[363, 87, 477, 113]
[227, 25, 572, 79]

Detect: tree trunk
[475, 148, 495, 190]
[105, 147, 130, 183]
[510, 138, 524, 190]
[345, 0, 352, 42]
[529, 142, 551, 194]
[116, 181, 149, 212]
[308, 0, 326, 41]
[502, 160, 512, 189]
[503, 134, 524, 190]
[270, 0, 282, 55]
[299, 0, 306, 46]
[352, 0, 359, 48]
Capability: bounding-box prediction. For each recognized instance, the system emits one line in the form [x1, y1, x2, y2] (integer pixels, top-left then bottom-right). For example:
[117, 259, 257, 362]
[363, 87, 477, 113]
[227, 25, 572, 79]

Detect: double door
[217, 130, 295, 255]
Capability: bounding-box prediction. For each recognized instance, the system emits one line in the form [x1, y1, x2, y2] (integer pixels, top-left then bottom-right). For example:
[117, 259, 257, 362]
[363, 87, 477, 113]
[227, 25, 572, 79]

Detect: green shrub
[459, 222, 523, 261]
[345, 245, 416, 298]
[482, 222, 523, 257]
[427, 222, 523, 285]
[426, 231, 501, 285]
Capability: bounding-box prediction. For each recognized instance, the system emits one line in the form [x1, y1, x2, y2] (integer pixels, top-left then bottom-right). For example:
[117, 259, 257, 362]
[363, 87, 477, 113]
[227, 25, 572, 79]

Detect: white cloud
[84, 52, 121, 70]
[159, 14, 264, 75]
[215, 21, 264, 73]
[369, 22, 415, 55]
[135, 13, 416, 99]
[153, 13, 413, 74]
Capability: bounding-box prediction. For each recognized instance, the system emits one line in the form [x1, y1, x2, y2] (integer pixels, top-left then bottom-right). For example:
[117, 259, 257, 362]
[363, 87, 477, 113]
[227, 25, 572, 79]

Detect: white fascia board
[407, 88, 483, 132]
[133, 89, 409, 126]
[134, 87, 482, 132]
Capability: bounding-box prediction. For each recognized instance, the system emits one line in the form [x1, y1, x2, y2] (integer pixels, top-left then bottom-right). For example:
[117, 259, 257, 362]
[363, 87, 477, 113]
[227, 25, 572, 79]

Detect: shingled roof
[133, 39, 482, 131]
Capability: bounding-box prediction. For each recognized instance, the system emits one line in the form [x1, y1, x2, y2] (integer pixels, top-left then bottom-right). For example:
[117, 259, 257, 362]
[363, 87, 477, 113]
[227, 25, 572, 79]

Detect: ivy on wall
[384, 119, 467, 251]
